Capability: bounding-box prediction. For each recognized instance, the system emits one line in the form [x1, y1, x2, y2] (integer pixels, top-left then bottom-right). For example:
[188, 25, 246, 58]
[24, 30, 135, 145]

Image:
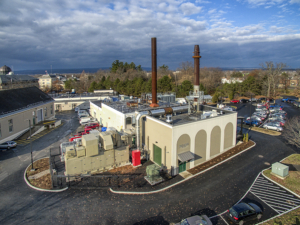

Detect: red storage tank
[132, 150, 141, 166]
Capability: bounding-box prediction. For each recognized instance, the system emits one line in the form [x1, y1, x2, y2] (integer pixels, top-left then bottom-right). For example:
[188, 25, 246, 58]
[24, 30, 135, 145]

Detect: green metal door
[153, 144, 162, 166]
[179, 162, 186, 173]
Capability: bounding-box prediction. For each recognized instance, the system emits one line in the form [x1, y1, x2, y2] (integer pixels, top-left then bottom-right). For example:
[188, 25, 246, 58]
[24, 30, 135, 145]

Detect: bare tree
[282, 116, 300, 148]
[260, 62, 286, 98]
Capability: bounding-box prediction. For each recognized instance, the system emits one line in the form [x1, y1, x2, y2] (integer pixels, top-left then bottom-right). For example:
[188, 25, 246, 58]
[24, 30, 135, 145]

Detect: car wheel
[239, 220, 244, 225]
[257, 214, 262, 220]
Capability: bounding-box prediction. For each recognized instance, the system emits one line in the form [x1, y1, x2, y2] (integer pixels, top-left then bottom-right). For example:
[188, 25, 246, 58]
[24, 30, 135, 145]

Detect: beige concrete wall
[145, 117, 172, 170]
[101, 104, 125, 130]
[90, 102, 102, 124]
[55, 101, 88, 111]
[0, 101, 55, 143]
[172, 112, 237, 175]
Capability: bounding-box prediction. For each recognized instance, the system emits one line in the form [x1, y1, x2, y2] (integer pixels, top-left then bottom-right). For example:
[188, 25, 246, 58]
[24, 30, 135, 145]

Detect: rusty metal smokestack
[192, 45, 201, 93]
[150, 37, 159, 107]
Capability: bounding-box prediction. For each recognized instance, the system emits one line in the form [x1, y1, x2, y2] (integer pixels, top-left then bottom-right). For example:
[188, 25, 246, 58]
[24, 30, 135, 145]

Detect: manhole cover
[258, 155, 264, 158]
[264, 162, 270, 165]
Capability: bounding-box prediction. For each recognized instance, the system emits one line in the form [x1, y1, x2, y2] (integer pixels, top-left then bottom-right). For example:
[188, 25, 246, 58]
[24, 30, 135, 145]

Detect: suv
[240, 99, 249, 103]
[0, 141, 17, 150]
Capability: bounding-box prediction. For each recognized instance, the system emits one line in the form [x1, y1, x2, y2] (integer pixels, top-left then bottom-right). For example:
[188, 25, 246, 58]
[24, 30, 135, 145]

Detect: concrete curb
[24, 157, 68, 193]
[255, 153, 300, 224]
[250, 127, 281, 136]
[110, 141, 256, 195]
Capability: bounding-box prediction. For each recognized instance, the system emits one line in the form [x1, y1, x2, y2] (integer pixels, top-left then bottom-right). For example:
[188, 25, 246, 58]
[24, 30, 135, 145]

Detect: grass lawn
[261, 154, 300, 224]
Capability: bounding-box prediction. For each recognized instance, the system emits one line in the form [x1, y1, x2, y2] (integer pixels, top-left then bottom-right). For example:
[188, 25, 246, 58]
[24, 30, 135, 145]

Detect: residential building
[0, 87, 55, 143]
[38, 74, 57, 90]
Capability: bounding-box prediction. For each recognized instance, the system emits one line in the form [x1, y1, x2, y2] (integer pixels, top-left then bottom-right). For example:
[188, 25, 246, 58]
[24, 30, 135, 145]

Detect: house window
[8, 119, 13, 132]
[50, 105, 53, 114]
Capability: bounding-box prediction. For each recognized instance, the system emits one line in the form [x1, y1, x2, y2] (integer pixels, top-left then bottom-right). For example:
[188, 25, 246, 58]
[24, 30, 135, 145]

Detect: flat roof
[149, 105, 236, 126]
[98, 101, 182, 114]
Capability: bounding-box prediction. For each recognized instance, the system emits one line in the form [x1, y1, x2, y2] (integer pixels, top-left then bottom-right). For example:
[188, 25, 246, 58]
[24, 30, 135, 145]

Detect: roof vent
[166, 114, 172, 123]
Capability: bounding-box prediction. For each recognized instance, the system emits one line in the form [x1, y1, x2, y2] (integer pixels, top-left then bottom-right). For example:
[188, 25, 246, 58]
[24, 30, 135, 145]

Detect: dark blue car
[245, 120, 260, 126]
[269, 104, 283, 109]
[227, 202, 263, 224]
[282, 98, 290, 102]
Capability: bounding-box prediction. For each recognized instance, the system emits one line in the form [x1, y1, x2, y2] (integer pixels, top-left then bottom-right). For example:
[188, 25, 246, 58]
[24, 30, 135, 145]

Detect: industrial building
[0, 87, 55, 143]
[63, 38, 237, 178]
[88, 39, 237, 176]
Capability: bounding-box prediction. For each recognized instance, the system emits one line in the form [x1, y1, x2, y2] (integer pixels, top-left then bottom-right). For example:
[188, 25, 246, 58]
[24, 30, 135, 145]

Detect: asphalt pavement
[0, 105, 299, 225]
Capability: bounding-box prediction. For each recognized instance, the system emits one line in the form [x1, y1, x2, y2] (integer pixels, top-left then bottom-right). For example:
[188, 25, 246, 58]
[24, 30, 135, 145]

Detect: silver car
[173, 215, 212, 225]
[263, 122, 283, 132]
[0, 141, 17, 150]
[249, 98, 257, 102]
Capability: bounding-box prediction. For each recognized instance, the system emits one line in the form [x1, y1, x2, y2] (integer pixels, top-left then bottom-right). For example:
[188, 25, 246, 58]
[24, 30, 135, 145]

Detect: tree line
[63, 60, 298, 100]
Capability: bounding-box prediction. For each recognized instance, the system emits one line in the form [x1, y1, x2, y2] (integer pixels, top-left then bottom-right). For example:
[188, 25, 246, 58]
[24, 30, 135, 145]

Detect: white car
[253, 112, 267, 119]
[0, 141, 17, 150]
[247, 116, 262, 121]
[249, 98, 257, 102]
[263, 122, 283, 132]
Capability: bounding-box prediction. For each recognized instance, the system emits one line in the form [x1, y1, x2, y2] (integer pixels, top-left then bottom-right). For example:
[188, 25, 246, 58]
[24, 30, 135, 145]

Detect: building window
[45, 107, 47, 117]
[8, 119, 13, 132]
[50, 105, 53, 114]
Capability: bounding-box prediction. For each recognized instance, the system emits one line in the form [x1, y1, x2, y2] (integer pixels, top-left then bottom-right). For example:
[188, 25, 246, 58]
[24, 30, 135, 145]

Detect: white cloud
[180, 2, 202, 15]
[0, 0, 299, 69]
[290, 0, 300, 3]
[195, 0, 211, 3]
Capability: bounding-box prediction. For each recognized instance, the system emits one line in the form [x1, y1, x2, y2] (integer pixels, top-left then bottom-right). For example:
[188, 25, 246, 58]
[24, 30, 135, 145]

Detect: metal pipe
[150, 37, 159, 107]
[135, 111, 149, 150]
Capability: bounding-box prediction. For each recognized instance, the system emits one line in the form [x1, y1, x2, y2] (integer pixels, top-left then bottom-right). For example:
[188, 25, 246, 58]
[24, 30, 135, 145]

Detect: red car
[230, 99, 239, 104]
[85, 123, 100, 129]
[69, 136, 81, 142]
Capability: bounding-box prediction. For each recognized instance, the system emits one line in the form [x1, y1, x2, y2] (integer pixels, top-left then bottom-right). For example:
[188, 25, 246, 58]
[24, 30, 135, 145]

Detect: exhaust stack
[150, 37, 159, 107]
[192, 45, 201, 93]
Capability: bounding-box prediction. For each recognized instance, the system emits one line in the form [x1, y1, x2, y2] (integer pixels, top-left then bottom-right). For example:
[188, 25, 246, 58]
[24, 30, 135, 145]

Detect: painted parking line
[220, 215, 229, 225]
[0, 171, 8, 182]
[249, 175, 300, 214]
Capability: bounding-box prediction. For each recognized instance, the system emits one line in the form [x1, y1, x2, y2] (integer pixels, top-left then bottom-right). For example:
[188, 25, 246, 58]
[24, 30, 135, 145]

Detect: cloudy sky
[0, 0, 299, 71]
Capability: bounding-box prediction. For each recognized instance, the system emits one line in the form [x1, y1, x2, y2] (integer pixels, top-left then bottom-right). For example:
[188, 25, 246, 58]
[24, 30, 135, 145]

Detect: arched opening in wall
[194, 130, 207, 166]
[210, 126, 221, 157]
[224, 122, 233, 149]
[177, 134, 193, 173]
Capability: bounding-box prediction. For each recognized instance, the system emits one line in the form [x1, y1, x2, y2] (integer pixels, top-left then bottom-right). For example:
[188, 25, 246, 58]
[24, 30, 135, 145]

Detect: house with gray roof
[0, 87, 55, 143]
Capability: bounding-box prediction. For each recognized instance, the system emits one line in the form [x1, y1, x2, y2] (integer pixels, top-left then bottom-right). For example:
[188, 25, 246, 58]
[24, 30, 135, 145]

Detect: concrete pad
[179, 170, 193, 179]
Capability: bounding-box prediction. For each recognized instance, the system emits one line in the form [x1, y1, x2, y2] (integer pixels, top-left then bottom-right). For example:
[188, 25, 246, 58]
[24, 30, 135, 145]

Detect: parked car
[274, 119, 286, 126]
[240, 99, 249, 103]
[269, 104, 283, 109]
[245, 120, 261, 127]
[293, 102, 300, 108]
[263, 122, 283, 131]
[0, 141, 17, 150]
[85, 123, 100, 129]
[252, 112, 267, 119]
[69, 136, 81, 142]
[226, 202, 263, 225]
[270, 110, 286, 115]
[281, 97, 290, 102]
[272, 113, 286, 120]
[256, 102, 267, 108]
[255, 107, 268, 112]
[269, 107, 283, 113]
[249, 98, 257, 102]
[173, 215, 212, 225]
[247, 116, 263, 122]
[230, 99, 240, 104]
[258, 97, 266, 102]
